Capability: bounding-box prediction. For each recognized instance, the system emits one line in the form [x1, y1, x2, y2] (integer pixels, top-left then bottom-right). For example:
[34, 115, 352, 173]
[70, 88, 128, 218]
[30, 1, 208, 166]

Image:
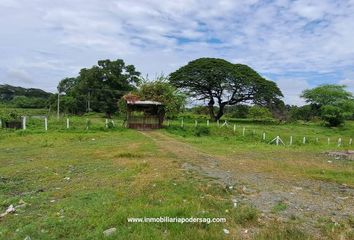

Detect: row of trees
[53, 58, 354, 127]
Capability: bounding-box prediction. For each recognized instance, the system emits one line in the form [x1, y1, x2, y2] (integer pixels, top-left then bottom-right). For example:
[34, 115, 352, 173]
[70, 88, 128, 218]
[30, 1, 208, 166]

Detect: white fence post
[242, 127, 245, 136]
[233, 124, 236, 133]
[262, 132, 266, 141]
[44, 117, 48, 131]
[22, 116, 26, 130]
[337, 138, 342, 147]
[303, 137, 306, 144]
[105, 119, 108, 128]
[290, 136, 293, 146]
[276, 136, 280, 146]
[207, 120, 209, 126]
[67, 118, 70, 129]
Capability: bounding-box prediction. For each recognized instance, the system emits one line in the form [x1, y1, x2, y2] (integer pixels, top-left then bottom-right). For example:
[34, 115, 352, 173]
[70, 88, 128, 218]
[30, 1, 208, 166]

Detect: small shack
[126, 100, 165, 130]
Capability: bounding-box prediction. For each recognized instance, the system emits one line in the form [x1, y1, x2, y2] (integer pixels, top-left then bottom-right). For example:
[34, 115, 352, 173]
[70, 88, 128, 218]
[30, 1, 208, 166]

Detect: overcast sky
[1, 0, 354, 105]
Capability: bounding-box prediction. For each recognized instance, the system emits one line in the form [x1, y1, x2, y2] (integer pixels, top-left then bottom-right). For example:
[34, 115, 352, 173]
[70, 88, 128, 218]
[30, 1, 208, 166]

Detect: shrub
[320, 105, 344, 127]
[193, 126, 210, 137]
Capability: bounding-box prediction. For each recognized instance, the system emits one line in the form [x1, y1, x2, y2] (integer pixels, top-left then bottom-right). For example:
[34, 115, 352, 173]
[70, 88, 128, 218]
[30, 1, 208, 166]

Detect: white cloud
[0, 0, 354, 105]
[339, 79, 354, 94]
[275, 78, 310, 106]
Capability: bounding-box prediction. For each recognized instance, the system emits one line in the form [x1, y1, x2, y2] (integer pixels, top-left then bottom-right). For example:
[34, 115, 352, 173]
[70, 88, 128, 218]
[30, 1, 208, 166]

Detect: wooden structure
[126, 100, 165, 130]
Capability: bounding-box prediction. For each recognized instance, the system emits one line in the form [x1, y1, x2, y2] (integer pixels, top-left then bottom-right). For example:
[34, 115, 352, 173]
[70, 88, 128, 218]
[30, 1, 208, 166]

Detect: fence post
[0, 119, 2, 128]
[337, 138, 342, 147]
[181, 118, 184, 128]
[207, 120, 209, 126]
[276, 136, 280, 146]
[303, 137, 306, 144]
[105, 119, 108, 128]
[111, 120, 115, 127]
[22, 116, 26, 130]
[242, 127, 245, 136]
[44, 117, 48, 131]
[233, 124, 236, 133]
[263, 132, 266, 141]
[67, 118, 70, 129]
[290, 136, 293, 146]
[350, 138, 353, 146]
[328, 138, 330, 145]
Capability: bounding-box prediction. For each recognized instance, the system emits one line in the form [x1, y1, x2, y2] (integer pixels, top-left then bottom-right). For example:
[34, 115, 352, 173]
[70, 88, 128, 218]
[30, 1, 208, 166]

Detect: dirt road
[142, 131, 354, 238]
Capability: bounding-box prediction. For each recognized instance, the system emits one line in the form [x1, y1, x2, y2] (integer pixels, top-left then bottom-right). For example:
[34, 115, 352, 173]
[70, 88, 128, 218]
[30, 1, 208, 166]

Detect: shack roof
[126, 100, 163, 105]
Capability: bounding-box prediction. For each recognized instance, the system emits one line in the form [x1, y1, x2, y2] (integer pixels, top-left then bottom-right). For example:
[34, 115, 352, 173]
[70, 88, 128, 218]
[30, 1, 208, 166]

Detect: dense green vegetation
[0, 84, 52, 109]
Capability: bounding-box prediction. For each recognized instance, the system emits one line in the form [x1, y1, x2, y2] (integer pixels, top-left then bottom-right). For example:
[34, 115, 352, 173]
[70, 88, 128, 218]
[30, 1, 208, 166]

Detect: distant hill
[0, 84, 53, 108]
[0, 84, 52, 102]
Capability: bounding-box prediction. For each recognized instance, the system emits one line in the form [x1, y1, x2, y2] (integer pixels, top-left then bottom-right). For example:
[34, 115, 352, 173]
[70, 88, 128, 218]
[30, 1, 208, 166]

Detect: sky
[1, 0, 354, 106]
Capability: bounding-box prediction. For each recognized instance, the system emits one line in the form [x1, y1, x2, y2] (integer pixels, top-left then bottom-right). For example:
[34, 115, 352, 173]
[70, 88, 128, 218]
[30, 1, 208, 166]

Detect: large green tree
[57, 59, 140, 116]
[137, 77, 186, 118]
[301, 84, 354, 126]
[169, 58, 283, 121]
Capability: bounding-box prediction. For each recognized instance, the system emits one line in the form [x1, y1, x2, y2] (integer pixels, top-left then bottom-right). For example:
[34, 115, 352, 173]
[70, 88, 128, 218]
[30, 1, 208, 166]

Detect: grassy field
[0, 117, 353, 239]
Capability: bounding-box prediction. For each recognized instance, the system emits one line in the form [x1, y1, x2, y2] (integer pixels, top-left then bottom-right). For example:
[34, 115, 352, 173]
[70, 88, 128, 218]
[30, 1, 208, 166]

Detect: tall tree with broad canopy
[57, 59, 140, 116]
[301, 84, 354, 126]
[169, 58, 283, 121]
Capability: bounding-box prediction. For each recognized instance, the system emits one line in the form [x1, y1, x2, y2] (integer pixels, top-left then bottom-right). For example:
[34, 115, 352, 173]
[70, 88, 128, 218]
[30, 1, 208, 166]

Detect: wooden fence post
[337, 138, 342, 147]
[233, 124, 236, 133]
[303, 137, 306, 144]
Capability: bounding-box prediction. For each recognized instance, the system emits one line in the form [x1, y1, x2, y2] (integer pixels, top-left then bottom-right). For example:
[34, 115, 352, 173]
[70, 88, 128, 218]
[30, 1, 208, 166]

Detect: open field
[0, 118, 353, 239]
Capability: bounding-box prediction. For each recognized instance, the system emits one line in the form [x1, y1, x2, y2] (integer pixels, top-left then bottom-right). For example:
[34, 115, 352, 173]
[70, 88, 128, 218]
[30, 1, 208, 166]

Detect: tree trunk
[215, 103, 226, 121]
[208, 98, 217, 121]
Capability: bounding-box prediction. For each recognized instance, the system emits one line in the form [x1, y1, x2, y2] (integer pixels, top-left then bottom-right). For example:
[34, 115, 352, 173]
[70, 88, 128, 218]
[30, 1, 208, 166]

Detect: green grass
[0, 129, 250, 239]
[271, 201, 288, 213]
[1, 115, 353, 239]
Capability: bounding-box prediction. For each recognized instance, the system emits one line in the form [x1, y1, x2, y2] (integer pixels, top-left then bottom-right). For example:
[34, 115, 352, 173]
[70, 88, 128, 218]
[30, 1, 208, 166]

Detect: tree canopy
[56, 59, 140, 116]
[301, 84, 354, 126]
[119, 76, 186, 119]
[169, 58, 283, 121]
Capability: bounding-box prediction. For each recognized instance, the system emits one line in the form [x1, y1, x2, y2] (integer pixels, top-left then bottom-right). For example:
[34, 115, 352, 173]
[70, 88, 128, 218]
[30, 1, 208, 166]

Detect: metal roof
[126, 100, 163, 105]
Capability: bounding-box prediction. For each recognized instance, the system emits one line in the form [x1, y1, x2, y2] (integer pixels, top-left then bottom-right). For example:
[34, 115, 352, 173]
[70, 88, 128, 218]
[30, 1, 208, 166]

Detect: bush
[248, 106, 273, 119]
[193, 126, 210, 137]
[320, 105, 344, 127]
